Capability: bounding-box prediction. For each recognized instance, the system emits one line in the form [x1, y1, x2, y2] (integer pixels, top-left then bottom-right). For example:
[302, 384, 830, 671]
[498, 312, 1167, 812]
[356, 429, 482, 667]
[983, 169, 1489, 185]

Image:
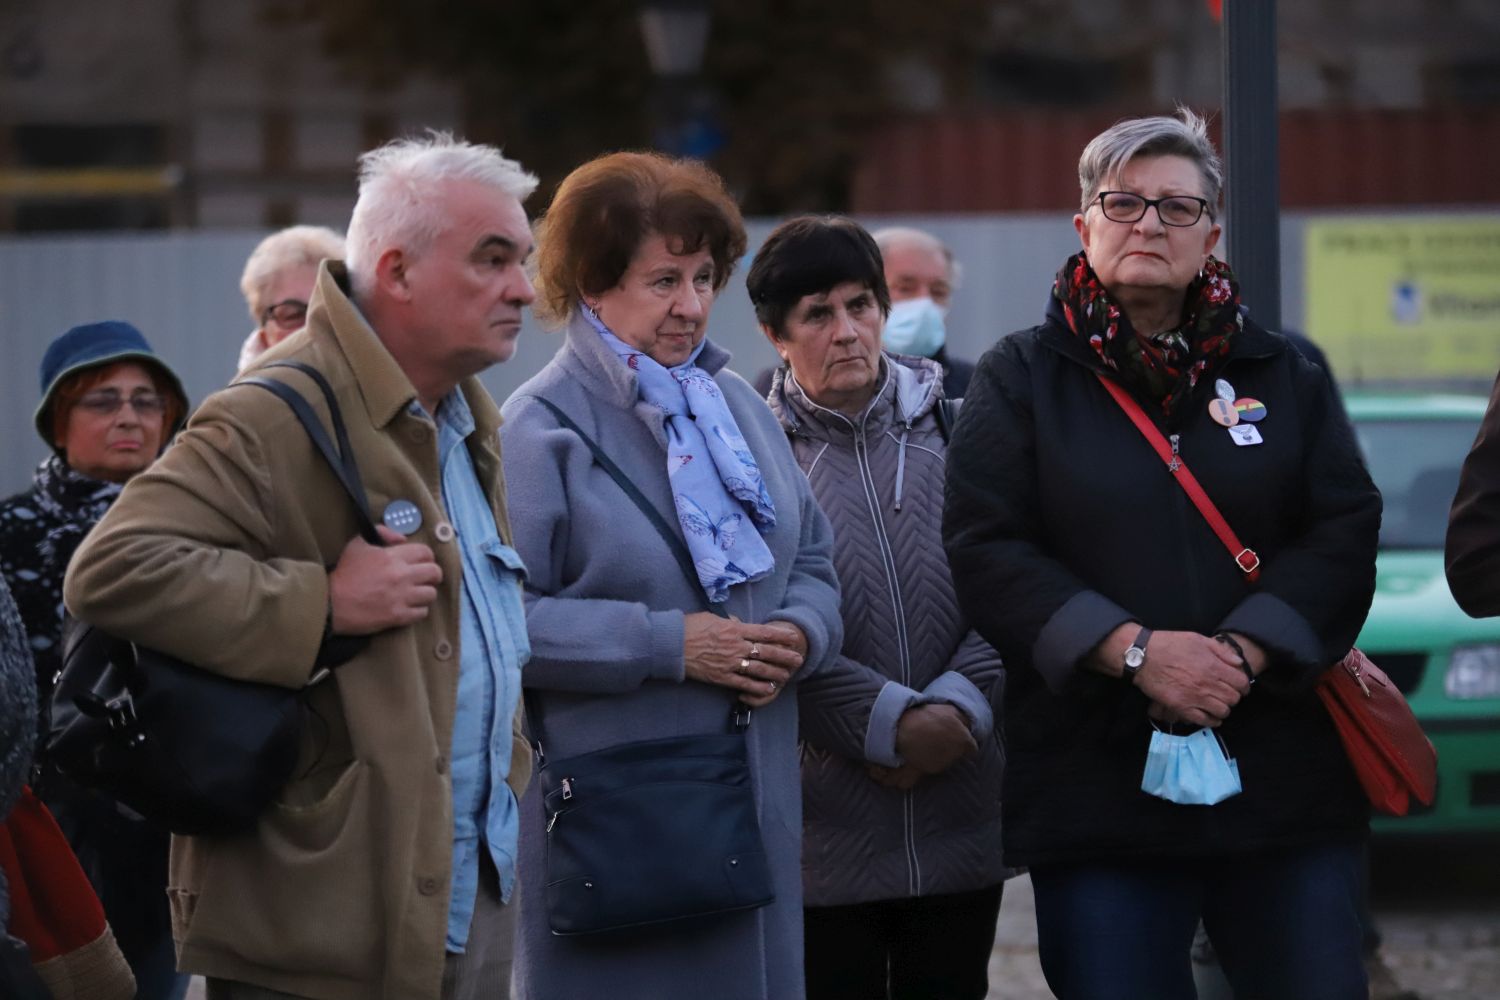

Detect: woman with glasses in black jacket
[943, 109, 1381, 1000]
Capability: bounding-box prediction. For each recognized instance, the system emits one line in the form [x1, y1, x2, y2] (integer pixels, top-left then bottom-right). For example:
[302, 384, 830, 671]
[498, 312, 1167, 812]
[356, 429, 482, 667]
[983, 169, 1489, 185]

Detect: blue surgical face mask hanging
[1141, 725, 1242, 806]
[882, 297, 947, 358]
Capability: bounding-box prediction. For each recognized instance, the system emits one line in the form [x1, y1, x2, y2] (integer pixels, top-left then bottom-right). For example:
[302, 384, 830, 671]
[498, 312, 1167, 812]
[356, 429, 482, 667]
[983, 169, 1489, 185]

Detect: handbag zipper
[546, 777, 576, 834]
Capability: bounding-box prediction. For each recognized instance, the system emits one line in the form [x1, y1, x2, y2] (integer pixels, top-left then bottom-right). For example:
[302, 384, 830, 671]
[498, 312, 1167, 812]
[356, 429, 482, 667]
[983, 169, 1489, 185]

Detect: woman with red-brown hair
[0, 319, 188, 1000]
[501, 152, 843, 999]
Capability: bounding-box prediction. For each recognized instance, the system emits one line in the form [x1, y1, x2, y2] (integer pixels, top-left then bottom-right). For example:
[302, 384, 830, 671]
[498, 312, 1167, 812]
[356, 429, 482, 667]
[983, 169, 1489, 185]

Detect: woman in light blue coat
[499, 152, 843, 1000]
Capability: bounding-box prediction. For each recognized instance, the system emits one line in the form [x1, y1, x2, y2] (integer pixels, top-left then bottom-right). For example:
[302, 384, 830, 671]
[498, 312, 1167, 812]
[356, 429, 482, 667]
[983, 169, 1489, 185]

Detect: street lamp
[637, 2, 722, 159]
[638, 1, 711, 79]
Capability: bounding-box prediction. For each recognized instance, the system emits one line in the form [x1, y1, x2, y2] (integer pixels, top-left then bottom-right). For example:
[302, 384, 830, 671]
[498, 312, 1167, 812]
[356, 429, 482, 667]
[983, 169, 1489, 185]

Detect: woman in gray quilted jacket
[750, 216, 1009, 1000]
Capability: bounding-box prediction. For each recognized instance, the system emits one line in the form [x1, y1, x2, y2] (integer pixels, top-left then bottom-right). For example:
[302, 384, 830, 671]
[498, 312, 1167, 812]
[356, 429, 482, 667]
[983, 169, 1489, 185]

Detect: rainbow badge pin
[1233, 398, 1267, 423]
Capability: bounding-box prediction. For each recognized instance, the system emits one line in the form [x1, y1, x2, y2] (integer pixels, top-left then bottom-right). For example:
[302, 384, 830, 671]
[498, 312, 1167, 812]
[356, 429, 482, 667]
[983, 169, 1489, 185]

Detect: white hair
[871, 225, 962, 291]
[239, 225, 346, 321]
[344, 131, 539, 296]
[1077, 107, 1223, 217]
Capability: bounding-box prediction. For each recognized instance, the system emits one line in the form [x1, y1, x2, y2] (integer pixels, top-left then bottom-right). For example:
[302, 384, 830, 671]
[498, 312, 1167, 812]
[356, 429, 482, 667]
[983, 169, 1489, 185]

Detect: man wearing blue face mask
[872, 227, 975, 399]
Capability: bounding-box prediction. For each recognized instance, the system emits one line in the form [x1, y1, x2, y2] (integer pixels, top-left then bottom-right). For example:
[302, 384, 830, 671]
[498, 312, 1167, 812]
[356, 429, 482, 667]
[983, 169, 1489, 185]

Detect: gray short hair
[240, 225, 346, 321]
[1077, 108, 1223, 218]
[870, 226, 963, 291]
[345, 132, 539, 296]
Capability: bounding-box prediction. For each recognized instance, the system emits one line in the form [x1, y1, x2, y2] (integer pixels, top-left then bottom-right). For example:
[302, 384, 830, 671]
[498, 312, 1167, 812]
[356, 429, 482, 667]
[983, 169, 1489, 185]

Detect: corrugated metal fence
[853, 109, 1500, 214]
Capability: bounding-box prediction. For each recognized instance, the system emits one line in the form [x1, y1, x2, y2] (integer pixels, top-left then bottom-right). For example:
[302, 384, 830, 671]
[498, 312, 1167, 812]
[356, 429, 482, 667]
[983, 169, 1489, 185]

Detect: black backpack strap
[520, 395, 745, 759]
[238, 367, 380, 545]
[263, 361, 371, 514]
[935, 397, 962, 445]
[236, 366, 379, 671]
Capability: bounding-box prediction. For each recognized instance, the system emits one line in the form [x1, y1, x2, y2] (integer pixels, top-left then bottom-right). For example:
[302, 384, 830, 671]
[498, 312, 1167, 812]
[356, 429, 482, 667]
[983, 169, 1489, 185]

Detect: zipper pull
[1168, 434, 1182, 473]
[561, 777, 574, 801]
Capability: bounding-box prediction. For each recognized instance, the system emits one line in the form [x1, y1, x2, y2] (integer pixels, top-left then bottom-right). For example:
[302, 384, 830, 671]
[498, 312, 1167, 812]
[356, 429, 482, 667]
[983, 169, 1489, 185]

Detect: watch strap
[1123, 626, 1153, 678]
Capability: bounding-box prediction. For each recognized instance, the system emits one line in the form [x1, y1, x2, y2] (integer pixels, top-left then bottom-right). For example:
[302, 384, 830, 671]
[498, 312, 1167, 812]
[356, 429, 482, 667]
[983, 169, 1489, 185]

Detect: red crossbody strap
[1095, 374, 1261, 582]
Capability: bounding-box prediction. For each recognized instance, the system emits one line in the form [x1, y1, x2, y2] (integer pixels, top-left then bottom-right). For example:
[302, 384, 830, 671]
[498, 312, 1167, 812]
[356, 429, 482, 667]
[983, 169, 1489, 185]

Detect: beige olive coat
[64, 262, 532, 1000]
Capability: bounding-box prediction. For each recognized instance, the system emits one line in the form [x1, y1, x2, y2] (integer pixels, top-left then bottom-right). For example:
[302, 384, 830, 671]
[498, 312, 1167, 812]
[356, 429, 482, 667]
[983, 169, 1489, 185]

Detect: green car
[1347, 391, 1500, 836]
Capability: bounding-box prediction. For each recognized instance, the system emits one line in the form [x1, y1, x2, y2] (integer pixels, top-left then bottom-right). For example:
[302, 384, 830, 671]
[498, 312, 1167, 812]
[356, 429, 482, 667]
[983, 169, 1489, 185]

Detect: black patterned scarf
[1052, 251, 1244, 418]
[0, 456, 121, 748]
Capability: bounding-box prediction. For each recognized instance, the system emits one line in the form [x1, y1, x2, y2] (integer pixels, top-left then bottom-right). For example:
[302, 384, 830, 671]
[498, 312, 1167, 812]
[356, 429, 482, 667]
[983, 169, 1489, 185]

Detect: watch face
[1124, 647, 1145, 669]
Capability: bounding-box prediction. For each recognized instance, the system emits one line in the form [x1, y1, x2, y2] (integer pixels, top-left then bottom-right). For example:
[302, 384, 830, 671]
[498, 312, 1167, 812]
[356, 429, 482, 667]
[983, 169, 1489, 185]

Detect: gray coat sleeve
[797, 655, 920, 768]
[798, 631, 1002, 769]
[921, 629, 1003, 742]
[500, 402, 689, 695]
[767, 476, 843, 679]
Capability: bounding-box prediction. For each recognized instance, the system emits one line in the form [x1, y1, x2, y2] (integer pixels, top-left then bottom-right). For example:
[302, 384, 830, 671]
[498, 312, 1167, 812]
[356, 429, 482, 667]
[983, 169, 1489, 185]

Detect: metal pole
[1221, 0, 1281, 331]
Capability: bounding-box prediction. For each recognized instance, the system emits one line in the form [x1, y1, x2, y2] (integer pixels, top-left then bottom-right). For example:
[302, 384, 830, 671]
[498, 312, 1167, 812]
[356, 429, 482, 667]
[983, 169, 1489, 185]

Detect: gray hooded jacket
[770, 353, 1009, 907]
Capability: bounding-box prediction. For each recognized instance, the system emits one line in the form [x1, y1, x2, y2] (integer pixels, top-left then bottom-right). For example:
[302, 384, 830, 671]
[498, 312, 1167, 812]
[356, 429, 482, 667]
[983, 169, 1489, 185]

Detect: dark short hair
[534, 151, 747, 327]
[746, 216, 890, 339]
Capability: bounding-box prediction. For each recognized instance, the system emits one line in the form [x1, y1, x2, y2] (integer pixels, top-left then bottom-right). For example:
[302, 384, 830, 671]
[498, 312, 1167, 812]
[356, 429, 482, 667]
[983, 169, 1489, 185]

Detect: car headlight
[1446, 644, 1500, 700]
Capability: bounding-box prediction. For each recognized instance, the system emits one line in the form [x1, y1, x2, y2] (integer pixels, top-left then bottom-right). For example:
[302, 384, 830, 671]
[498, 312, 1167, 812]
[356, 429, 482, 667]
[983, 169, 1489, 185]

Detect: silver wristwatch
[1122, 626, 1153, 680]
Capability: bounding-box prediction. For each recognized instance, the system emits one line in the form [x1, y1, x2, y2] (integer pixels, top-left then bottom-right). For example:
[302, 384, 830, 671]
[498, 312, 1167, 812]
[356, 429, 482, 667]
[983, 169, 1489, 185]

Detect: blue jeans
[1030, 843, 1367, 1000]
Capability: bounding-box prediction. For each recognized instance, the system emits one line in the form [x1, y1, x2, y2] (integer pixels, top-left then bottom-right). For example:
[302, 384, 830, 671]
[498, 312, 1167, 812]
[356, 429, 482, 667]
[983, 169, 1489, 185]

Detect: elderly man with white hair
[237, 225, 347, 371]
[66, 134, 540, 1000]
[871, 226, 976, 399]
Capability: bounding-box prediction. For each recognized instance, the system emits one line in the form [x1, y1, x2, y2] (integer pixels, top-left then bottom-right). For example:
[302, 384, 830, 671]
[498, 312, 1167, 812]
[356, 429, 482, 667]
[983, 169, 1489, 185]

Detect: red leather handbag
[1097, 375, 1438, 816]
[1315, 649, 1437, 815]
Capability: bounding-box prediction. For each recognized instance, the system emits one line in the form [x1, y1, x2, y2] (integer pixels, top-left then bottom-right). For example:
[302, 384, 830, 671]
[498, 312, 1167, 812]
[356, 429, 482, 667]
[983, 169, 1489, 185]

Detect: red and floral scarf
[1052, 251, 1243, 418]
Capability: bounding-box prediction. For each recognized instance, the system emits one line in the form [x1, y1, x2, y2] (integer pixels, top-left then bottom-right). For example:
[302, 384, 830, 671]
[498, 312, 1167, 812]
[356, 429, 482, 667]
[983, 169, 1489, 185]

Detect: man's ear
[758, 322, 789, 363]
[374, 247, 412, 302]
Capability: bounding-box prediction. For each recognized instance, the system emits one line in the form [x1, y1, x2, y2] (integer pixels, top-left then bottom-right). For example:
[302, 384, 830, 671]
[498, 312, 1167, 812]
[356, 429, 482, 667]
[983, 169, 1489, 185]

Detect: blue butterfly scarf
[584, 306, 777, 603]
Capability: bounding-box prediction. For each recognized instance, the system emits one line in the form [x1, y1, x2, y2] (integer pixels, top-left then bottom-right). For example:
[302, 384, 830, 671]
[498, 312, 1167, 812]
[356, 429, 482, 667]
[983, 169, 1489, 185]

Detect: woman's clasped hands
[683, 611, 809, 707]
[1131, 630, 1257, 729]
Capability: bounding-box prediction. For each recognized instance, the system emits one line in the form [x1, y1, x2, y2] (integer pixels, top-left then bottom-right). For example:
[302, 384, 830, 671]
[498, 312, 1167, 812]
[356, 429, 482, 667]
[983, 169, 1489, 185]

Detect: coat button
[435, 755, 447, 775]
[408, 425, 429, 444]
[417, 876, 441, 895]
[434, 639, 453, 660]
[434, 522, 455, 542]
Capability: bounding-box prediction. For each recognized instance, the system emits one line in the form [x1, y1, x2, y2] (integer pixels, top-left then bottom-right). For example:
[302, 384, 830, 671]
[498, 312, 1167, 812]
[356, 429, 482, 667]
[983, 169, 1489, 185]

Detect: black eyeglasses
[260, 298, 309, 329]
[76, 390, 166, 418]
[1095, 192, 1211, 228]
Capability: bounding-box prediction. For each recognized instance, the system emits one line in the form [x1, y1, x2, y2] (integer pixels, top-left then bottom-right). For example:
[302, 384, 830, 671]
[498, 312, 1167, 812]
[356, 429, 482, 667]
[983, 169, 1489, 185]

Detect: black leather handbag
[46, 362, 377, 837]
[525, 397, 775, 936]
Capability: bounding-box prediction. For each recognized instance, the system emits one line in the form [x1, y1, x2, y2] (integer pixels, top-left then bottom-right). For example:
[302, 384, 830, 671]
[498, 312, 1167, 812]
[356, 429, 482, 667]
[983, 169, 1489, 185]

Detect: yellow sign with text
[1305, 218, 1500, 382]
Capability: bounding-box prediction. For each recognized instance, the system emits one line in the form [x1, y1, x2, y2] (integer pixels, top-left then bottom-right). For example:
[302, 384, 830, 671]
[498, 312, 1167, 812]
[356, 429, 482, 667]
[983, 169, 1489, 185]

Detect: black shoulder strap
[521, 395, 745, 758]
[935, 397, 962, 444]
[238, 363, 380, 545]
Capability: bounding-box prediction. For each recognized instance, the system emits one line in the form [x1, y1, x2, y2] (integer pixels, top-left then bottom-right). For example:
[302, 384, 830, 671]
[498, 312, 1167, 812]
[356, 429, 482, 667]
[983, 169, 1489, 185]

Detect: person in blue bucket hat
[1, 319, 189, 1000]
